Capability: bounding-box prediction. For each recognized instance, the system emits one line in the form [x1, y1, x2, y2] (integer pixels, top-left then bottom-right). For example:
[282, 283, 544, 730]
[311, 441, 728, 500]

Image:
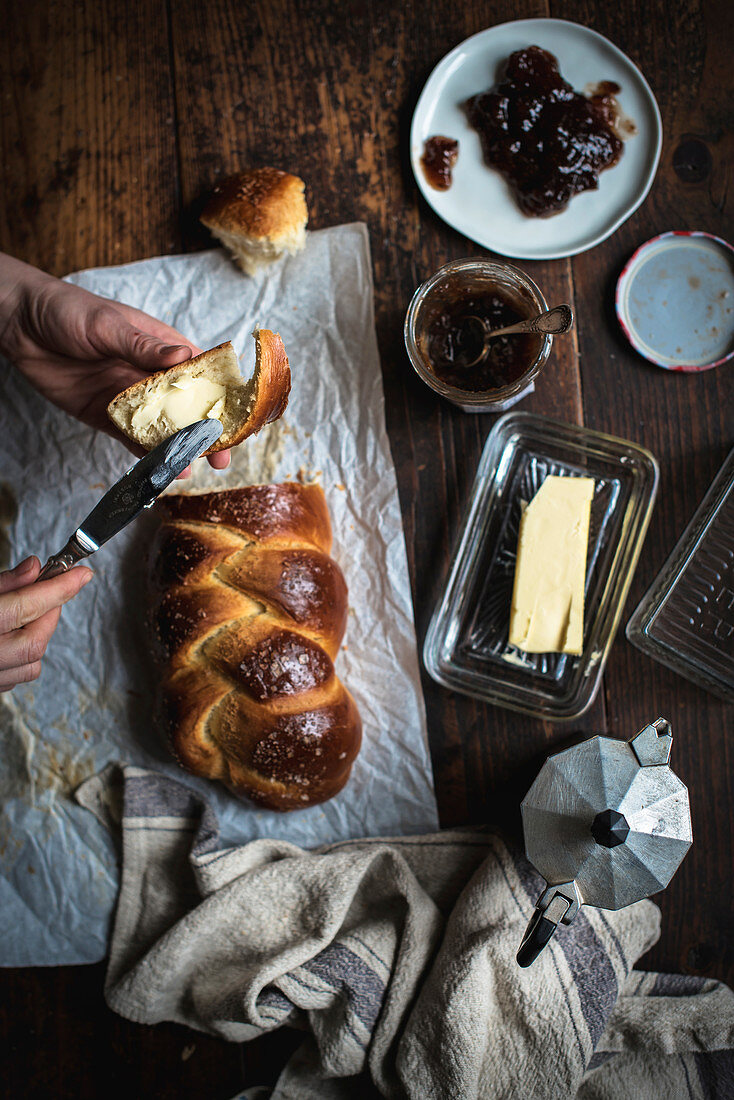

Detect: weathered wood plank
[0, 0, 181, 274]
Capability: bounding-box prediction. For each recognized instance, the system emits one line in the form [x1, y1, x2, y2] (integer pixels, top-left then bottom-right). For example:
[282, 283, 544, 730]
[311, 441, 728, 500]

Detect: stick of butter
[508, 475, 595, 655]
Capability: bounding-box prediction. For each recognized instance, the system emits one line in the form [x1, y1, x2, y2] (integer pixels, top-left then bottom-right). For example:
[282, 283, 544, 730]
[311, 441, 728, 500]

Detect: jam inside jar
[420, 289, 541, 392]
[405, 259, 552, 411]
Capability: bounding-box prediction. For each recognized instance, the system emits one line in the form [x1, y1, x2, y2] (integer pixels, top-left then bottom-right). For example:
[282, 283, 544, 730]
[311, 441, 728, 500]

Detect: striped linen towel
[76, 766, 734, 1100]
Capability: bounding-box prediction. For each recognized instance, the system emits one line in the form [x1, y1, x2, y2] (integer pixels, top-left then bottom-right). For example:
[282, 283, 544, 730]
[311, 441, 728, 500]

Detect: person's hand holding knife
[0, 555, 92, 691]
[0, 251, 227, 690]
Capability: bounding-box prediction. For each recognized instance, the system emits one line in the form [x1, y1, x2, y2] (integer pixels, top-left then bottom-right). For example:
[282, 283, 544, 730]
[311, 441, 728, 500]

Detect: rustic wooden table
[1, 1, 732, 1095]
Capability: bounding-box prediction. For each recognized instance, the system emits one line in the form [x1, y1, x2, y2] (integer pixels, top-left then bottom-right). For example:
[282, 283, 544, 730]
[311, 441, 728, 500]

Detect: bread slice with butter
[107, 330, 290, 455]
[509, 475, 594, 655]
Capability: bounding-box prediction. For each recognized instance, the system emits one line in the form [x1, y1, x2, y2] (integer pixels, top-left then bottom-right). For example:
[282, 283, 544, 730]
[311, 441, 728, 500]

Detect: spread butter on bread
[107, 330, 291, 454]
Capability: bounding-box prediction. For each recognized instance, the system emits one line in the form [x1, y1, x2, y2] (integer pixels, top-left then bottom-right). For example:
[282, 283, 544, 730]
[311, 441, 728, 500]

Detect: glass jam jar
[404, 258, 552, 412]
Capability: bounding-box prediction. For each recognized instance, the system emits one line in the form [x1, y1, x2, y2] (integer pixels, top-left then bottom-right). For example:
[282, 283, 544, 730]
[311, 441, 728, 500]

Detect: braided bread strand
[150, 484, 362, 810]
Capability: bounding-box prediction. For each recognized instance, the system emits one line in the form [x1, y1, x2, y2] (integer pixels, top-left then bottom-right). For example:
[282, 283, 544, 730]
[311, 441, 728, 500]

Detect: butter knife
[37, 418, 223, 581]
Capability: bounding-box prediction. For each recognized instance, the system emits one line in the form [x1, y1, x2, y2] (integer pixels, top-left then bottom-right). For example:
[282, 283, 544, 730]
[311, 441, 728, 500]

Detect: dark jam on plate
[421, 136, 459, 190]
[587, 80, 638, 138]
[466, 46, 624, 217]
[420, 288, 541, 392]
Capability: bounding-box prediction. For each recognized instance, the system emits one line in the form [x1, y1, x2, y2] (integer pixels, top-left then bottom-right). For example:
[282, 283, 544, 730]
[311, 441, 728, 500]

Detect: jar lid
[615, 231, 734, 371]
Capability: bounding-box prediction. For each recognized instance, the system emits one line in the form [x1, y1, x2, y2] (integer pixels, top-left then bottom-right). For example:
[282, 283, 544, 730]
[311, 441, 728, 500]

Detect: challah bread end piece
[150, 484, 362, 811]
[200, 168, 307, 276]
[106, 330, 290, 454]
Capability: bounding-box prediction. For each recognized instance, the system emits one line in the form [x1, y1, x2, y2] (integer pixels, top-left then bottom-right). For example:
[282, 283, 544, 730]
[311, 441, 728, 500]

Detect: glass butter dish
[424, 413, 659, 721]
[626, 448, 734, 701]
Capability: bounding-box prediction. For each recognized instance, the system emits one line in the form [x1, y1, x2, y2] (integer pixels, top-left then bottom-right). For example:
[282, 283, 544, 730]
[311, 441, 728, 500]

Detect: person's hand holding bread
[0, 160, 303, 692]
[0, 252, 232, 473]
[0, 250, 235, 689]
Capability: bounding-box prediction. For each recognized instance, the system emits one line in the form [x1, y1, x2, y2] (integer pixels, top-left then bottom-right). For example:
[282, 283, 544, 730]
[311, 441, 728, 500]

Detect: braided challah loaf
[149, 483, 362, 811]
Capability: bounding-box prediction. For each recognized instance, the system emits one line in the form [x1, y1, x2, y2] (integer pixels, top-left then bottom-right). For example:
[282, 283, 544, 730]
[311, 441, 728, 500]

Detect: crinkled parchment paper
[0, 225, 438, 965]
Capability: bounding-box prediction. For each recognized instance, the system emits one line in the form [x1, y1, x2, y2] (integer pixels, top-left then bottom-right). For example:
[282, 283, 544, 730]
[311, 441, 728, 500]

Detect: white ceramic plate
[410, 19, 663, 260]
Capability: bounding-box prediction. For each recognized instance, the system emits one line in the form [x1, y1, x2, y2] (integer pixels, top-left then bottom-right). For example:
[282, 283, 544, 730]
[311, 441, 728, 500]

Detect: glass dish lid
[626, 447, 734, 701]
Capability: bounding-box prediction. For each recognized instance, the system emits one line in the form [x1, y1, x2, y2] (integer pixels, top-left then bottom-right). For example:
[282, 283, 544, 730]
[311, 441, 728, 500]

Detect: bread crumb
[296, 467, 322, 485]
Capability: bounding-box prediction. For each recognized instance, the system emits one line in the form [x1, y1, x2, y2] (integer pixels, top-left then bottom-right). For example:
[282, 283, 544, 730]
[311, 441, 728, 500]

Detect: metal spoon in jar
[462, 304, 574, 368]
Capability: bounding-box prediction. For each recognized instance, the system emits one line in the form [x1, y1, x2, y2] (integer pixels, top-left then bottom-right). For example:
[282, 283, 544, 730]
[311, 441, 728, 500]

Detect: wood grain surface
[0, 0, 732, 1095]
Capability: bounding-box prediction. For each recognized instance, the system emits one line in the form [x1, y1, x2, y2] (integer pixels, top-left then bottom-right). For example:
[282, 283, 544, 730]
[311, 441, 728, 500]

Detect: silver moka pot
[517, 718, 692, 967]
